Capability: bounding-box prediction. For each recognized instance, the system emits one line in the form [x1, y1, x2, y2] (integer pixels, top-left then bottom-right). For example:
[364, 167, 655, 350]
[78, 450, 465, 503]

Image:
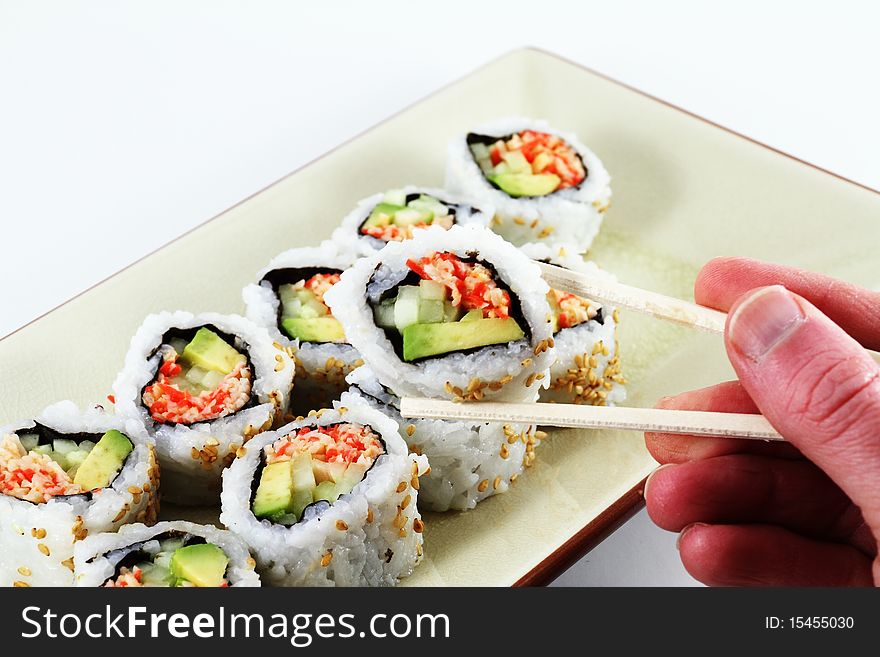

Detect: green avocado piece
[402, 318, 525, 361]
[488, 172, 561, 197]
[282, 317, 346, 343]
[364, 202, 405, 228]
[180, 328, 245, 375]
[72, 430, 133, 491]
[170, 543, 228, 587]
[253, 460, 295, 519]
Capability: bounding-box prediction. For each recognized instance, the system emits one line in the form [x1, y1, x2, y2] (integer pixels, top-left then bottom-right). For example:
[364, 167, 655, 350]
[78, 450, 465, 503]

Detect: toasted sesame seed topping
[413, 518, 424, 533]
[321, 552, 333, 567]
[37, 543, 50, 556]
[406, 424, 416, 437]
[477, 479, 489, 493]
[336, 520, 348, 531]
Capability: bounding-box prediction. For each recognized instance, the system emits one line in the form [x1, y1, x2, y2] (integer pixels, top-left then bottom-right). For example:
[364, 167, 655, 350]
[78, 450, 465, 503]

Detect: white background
[2, 1, 878, 585]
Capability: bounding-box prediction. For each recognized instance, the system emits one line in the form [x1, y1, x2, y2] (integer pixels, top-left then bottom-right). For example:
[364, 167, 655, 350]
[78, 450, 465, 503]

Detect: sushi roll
[342, 366, 540, 511]
[74, 521, 260, 587]
[113, 311, 295, 505]
[521, 242, 627, 406]
[446, 117, 611, 251]
[324, 224, 556, 403]
[220, 405, 427, 586]
[330, 186, 493, 257]
[0, 401, 158, 587]
[243, 241, 363, 415]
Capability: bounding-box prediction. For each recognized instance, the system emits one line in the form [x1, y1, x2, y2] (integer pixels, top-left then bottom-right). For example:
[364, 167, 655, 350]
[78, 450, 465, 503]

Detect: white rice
[220, 405, 427, 586]
[324, 224, 555, 402]
[243, 240, 363, 414]
[520, 242, 627, 406]
[445, 117, 611, 251]
[0, 401, 159, 587]
[74, 520, 260, 587]
[113, 311, 295, 505]
[342, 367, 537, 512]
[330, 185, 494, 257]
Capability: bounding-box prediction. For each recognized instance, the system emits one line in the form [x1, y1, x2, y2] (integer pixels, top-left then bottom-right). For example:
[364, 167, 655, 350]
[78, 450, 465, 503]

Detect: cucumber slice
[382, 189, 407, 207]
[79, 440, 97, 453]
[64, 450, 90, 473]
[443, 299, 462, 322]
[19, 434, 39, 451]
[418, 279, 447, 301]
[418, 299, 444, 323]
[393, 286, 421, 331]
[185, 365, 208, 385]
[168, 338, 189, 355]
[394, 207, 432, 226]
[313, 480, 338, 503]
[373, 300, 396, 328]
[278, 284, 299, 306]
[470, 142, 490, 162]
[492, 161, 512, 176]
[32, 445, 53, 456]
[201, 370, 225, 390]
[52, 438, 79, 454]
[502, 149, 531, 174]
[460, 309, 483, 322]
[411, 196, 450, 218]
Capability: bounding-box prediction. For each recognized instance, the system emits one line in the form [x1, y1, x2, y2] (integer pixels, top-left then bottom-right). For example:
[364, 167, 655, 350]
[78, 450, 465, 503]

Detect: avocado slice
[170, 543, 228, 587]
[253, 460, 296, 519]
[364, 202, 405, 228]
[180, 328, 246, 375]
[402, 318, 525, 361]
[72, 430, 133, 491]
[282, 317, 346, 343]
[488, 172, 561, 197]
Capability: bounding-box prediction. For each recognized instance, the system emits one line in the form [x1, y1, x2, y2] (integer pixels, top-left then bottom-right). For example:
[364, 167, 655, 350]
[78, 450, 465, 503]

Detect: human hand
[644, 257, 880, 586]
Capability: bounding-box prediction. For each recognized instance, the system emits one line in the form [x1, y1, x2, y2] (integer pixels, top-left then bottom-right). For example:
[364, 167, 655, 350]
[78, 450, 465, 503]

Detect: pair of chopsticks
[400, 262, 880, 441]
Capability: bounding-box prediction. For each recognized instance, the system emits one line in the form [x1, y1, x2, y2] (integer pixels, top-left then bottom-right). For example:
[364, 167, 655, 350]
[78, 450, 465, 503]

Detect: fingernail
[643, 463, 674, 500]
[728, 286, 805, 362]
[676, 522, 708, 550]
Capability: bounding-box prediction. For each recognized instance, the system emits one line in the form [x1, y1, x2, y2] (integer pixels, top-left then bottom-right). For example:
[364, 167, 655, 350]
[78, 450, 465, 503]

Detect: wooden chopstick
[399, 398, 785, 441]
[537, 261, 880, 363]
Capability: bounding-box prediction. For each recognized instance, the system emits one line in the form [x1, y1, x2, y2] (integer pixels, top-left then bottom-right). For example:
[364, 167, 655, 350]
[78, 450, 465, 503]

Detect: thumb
[725, 285, 880, 537]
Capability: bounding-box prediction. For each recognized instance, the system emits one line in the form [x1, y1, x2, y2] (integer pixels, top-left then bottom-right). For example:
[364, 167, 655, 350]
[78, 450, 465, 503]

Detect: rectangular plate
[3, 48, 879, 587]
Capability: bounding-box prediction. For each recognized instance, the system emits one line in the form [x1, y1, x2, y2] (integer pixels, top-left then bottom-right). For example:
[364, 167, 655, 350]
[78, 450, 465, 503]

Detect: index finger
[695, 256, 880, 350]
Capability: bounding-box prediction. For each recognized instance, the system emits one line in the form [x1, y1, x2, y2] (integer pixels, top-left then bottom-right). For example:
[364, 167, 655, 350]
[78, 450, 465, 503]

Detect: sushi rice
[220, 405, 427, 586]
[520, 242, 627, 406]
[74, 520, 260, 587]
[342, 366, 539, 512]
[446, 117, 611, 251]
[243, 240, 363, 415]
[0, 401, 159, 587]
[113, 311, 295, 505]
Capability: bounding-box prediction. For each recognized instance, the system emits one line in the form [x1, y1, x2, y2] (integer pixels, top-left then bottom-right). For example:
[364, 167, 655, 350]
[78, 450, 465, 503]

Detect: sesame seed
[400, 494, 412, 510]
[128, 486, 141, 495]
[321, 552, 333, 567]
[37, 543, 50, 557]
[411, 476, 420, 490]
[393, 512, 407, 529]
[61, 558, 75, 571]
[500, 444, 509, 459]
[336, 520, 348, 531]
[514, 217, 526, 226]
[396, 481, 407, 493]
[477, 479, 489, 493]
[13, 581, 29, 588]
[493, 476, 502, 490]
[367, 508, 374, 523]
[33, 528, 46, 539]
[17, 566, 31, 576]
[406, 424, 416, 437]
[413, 518, 424, 533]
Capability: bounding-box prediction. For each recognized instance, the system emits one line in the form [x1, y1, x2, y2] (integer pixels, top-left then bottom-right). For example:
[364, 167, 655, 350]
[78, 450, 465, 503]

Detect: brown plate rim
[5, 47, 877, 587]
